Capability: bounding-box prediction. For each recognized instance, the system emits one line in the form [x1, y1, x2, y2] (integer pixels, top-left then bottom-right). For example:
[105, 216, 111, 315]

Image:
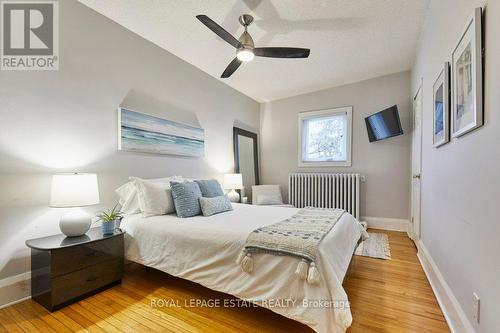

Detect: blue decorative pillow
[194, 179, 224, 198]
[170, 181, 202, 218]
[199, 195, 233, 216]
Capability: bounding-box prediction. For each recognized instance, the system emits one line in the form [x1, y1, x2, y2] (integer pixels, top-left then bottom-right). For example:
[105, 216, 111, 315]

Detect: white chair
[251, 185, 293, 207]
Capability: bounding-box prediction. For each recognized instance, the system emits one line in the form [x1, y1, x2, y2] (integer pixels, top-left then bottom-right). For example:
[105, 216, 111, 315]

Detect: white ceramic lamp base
[59, 209, 92, 237]
[227, 189, 240, 203]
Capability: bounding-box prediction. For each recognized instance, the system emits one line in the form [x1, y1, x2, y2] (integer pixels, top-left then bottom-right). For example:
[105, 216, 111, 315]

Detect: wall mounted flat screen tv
[365, 105, 403, 142]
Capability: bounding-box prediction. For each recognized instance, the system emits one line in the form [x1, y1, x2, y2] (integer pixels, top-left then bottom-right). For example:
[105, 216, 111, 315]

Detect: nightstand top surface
[26, 227, 125, 251]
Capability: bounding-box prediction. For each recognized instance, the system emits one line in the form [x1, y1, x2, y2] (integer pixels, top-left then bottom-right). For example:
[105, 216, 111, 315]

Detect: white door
[410, 83, 423, 241]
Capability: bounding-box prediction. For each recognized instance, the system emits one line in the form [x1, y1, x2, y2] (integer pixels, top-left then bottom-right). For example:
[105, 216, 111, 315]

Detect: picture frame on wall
[451, 7, 483, 138]
[432, 62, 450, 148]
[117, 108, 205, 157]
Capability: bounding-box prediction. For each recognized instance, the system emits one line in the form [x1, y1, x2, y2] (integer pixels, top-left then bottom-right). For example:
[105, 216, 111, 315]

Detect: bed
[121, 203, 363, 333]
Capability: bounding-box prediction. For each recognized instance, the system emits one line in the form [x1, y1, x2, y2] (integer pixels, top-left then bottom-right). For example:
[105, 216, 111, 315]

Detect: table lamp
[50, 173, 100, 237]
[224, 173, 243, 203]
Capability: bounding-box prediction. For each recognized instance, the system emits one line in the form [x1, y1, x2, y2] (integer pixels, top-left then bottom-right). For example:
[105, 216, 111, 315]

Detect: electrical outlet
[473, 292, 480, 324]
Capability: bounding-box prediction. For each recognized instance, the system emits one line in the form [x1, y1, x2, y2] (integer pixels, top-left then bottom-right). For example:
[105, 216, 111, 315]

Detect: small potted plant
[96, 204, 123, 235]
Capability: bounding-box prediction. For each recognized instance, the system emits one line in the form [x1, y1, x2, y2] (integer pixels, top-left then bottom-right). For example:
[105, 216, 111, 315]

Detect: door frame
[410, 80, 423, 241]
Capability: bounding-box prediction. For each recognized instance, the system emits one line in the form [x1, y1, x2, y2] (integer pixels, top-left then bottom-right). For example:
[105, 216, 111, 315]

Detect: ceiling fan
[196, 14, 310, 78]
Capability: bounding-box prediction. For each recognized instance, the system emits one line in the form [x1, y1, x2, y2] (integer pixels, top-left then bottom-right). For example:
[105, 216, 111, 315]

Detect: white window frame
[298, 106, 352, 167]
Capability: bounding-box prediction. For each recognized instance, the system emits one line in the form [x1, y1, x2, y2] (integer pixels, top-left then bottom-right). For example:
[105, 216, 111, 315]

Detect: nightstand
[26, 227, 124, 311]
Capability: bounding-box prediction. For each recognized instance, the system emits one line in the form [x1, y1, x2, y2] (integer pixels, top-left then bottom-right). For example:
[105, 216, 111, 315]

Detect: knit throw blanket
[237, 207, 345, 284]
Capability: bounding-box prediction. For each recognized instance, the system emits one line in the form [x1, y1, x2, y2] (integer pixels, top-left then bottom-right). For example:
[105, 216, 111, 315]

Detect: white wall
[411, 1, 500, 332]
[0, 0, 259, 305]
[260, 71, 412, 220]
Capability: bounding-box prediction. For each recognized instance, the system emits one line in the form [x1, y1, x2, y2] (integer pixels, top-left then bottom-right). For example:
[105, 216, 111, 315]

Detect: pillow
[195, 179, 224, 198]
[116, 176, 182, 215]
[170, 181, 202, 218]
[256, 194, 283, 205]
[116, 181, 141, 214]
[134, 178, 175, 217]
[252, 185, 284, 205]
[199, 195, 233, 216]
[146, 176, 183, 183]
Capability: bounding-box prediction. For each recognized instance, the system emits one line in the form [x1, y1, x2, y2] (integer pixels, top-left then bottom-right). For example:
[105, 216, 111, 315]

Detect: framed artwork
[451, 7, 483, 138]
[118, 108, 205, 157]
[432, 62, 450, 148]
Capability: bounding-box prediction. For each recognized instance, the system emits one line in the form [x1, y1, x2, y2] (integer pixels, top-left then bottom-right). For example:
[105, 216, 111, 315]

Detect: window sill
[298, 160, 352, 167]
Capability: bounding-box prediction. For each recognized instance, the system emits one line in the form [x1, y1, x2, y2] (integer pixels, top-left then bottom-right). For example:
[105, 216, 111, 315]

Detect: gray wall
[411, 1, 499, 332]
[260, 71, 412, 219]
[0, 0, 259, 301]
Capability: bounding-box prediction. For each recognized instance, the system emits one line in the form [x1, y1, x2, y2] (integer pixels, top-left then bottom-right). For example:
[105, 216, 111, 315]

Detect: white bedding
[121, 203, 363, 333]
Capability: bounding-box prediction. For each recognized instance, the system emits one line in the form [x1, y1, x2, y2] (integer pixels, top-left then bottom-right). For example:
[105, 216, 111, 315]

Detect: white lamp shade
[224, 173, 243, 190]
[50, 173, 100, 208]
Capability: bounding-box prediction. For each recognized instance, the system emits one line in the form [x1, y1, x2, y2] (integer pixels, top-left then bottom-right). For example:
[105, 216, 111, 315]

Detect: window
[298, 107, 352, 167]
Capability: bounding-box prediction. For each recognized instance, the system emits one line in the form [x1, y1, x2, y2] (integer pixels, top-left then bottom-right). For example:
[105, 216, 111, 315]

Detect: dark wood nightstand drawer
[27, 228, 125, 311]
[51, 236, 123, 277]
[52, 257, 123, 306]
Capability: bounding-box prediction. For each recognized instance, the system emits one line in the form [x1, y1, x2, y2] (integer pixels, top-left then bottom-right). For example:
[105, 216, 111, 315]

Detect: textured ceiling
[79, 0, 429, 102]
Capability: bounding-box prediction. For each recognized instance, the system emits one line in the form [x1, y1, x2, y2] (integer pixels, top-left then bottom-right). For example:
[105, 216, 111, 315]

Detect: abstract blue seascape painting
[118, 108, 204, 157]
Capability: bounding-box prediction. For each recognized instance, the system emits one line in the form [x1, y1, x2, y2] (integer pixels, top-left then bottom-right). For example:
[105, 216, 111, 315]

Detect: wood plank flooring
[0, 230, 449, 332]
[344, 230, 449, 332]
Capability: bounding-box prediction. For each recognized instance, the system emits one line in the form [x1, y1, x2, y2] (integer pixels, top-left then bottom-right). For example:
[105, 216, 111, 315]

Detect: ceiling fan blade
[221, 58, 242, 78]
[196, 15, 241, 48]
[254, 47, 310, 58]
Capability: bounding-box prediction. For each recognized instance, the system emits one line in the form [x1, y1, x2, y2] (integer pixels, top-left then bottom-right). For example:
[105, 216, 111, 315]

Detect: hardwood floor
[344, 230, 449, 332]
[0, 230, 449, 332]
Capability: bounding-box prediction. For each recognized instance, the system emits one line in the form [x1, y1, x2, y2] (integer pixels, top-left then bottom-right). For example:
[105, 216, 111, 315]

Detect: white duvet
[121, 204, 363, 333]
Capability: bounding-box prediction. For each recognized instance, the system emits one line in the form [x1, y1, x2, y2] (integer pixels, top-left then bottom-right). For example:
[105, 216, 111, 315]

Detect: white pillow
[116, 176, 181, 215]
[145, 176, 183, 183]
[256, 194, 283, 205]
[116, 181, 141, 214]
[252, 185, 284, 205]
[134, 178, 175, 217]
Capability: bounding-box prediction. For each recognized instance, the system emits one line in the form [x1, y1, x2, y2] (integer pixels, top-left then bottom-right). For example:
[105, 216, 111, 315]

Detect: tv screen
[365, 105, 403, 142]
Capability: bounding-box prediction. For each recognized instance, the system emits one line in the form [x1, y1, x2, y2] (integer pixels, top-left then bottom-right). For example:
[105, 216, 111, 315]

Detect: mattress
[121, 203, 363, 333]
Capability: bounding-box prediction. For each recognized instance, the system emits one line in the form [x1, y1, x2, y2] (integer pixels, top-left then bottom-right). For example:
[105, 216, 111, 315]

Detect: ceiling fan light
[237, 49, 254, 62]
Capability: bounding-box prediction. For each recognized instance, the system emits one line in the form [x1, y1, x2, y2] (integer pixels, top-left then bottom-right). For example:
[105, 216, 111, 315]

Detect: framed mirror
[233, 127, 260, 203]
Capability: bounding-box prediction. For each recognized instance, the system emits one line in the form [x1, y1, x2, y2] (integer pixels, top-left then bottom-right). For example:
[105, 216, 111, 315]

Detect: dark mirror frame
[233, 127, 260, 186]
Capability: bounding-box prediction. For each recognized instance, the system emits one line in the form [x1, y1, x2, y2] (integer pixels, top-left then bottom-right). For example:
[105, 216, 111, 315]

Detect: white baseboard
[0, 272, 31, 309]
[417, 241, 475, 333]
[361, 216, 409, 232]
[0, 296, 31, 309]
